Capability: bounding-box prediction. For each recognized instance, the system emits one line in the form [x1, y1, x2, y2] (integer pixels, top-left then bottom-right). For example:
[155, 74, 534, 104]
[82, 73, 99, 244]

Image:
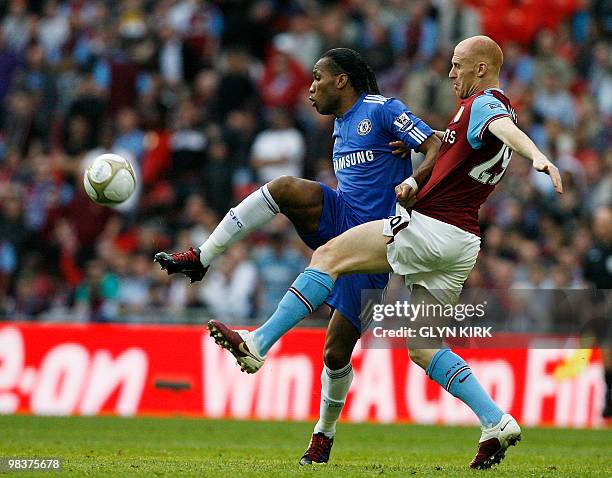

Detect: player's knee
[267, 175, 301, 208]
[310, 241, 340, 276]
[408, 348, 431, 369]
[323, 345, 351, 370]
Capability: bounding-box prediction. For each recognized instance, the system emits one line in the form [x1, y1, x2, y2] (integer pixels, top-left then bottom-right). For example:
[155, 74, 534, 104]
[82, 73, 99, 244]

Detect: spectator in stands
[400, 53, 456, 125]
[589, 41, 612, 120]
[74, 259, 119, 322]
[584, 206, 612, 289]
[534, 72, 577, 128]
[113, 107, 146, 163]
[1, 0, 33, 52]
[168, 99, 208, 204]
[259, 45, 310, 112]
[272, 12, 322, 73]
[117, 252, 153, 322]
[0, 186, 26, 279]
[38, 0, 69, 64]
[250, 108, 305, 184]
[437, 0, 481, 49]
[204, 138, 233, 217]
[3, 89, 36, 155]
[198, 243, 258, 321]
[213, 48, 259, 121]
[254, 230, 307, 317]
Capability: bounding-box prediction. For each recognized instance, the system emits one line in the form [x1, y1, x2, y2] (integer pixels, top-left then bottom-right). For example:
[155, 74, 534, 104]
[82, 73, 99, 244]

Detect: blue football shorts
[297, 183, 389, 333]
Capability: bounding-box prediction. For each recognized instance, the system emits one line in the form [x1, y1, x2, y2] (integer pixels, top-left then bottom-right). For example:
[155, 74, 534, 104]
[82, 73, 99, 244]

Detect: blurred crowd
[0, 0, 610, 324]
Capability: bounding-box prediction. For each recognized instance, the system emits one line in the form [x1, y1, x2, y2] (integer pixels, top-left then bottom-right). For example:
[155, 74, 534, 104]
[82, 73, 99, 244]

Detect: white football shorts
[383, 208, 481, 305]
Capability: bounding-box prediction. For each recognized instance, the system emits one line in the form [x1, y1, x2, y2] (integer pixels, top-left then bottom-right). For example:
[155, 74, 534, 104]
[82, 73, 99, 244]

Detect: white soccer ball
[83, 153, 137, 206]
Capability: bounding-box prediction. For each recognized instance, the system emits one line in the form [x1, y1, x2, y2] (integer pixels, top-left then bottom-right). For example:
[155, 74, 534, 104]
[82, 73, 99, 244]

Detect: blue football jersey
[332, 93, 434, 220]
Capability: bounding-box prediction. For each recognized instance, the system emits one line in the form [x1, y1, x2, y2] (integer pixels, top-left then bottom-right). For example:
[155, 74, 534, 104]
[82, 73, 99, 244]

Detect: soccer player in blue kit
[155, 48, 440, 463]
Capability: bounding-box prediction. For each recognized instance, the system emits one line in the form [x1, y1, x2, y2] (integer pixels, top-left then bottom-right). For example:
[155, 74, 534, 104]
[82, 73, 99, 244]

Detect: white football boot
[470, 414, 522, 469]
[207, 320, 265, 373]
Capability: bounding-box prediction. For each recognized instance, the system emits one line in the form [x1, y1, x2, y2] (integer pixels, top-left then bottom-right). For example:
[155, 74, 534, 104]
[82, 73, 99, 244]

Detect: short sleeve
[467, 93, 511, 149]
[377, 98, 434, 150]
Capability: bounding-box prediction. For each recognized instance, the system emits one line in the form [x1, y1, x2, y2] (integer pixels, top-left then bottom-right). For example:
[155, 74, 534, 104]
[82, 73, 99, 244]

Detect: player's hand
[390, 141, 410, 158]
[533, 155, 563, 194]
[395, 183, 417, 209]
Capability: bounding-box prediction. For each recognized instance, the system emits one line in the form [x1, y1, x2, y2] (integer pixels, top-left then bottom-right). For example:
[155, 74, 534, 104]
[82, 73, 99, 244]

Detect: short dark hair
[320, 48, 381, 95]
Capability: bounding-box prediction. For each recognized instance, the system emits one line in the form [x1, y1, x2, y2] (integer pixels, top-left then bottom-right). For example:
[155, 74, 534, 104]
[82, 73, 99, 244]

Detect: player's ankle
[199, 242, 222, 267]
[249, 330, 266, 358]
[197, 246, 210, 267]
[313, 424, 335, 439]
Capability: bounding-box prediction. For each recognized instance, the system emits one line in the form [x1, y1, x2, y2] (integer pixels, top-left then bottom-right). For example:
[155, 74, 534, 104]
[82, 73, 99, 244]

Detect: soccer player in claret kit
[206, 36, 564, 469]
[154, 48, 440, 463]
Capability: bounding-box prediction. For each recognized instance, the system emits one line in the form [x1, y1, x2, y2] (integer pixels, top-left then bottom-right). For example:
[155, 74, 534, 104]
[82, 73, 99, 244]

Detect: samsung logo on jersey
[333, 150, 375, 172]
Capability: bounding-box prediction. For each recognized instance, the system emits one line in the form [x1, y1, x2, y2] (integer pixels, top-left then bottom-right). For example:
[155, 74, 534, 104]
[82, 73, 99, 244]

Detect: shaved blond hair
[456, 35, 504, 76]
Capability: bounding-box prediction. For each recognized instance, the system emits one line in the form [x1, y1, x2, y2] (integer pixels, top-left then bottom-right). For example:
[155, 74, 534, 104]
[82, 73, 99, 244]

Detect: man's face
[448, 46, 479, 99]
[309, 58, 341, 115]
[593, 208, 612, 243]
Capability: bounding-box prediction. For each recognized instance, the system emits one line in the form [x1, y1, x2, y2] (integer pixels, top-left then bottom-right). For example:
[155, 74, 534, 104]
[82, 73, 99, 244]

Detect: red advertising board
[0, 322, 605, 427]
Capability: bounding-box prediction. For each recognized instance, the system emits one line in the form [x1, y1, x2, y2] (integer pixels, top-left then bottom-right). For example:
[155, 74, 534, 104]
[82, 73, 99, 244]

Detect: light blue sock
[426, 349, 503, 428]
[253, 268, 334, 355]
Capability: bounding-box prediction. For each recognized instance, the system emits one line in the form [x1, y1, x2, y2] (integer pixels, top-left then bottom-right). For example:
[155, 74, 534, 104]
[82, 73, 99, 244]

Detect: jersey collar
[462, 88, 505, 104]
[475, 87, 505, 97]
[337, 93, 366, 120]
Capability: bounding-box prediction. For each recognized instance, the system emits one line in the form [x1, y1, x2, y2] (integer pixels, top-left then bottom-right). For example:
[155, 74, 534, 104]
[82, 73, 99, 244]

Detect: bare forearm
[488, 118, 544, 162]
[412, 151, 436, 187]
[488, 116, 563, 193]
[395, 134, 439, 207]
[412, 134, 441, 187]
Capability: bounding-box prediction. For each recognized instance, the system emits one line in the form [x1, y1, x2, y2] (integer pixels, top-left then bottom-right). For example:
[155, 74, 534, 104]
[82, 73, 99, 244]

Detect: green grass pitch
[0, 415, 610, 477]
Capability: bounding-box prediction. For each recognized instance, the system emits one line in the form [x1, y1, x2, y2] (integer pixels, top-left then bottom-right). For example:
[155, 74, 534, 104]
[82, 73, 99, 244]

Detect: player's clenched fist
[395, 181, 417, 209]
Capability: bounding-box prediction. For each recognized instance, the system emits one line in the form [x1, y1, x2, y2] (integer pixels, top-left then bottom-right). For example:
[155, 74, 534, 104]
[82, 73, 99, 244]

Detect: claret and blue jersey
[416, 88, 516, 237]
[332, 93, 434, 220]
[299, 92, 434, 332]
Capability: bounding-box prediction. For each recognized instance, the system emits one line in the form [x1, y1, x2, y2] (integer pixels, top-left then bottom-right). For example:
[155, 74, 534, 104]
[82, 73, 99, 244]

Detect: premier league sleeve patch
[393, 112, 414, 132]
[357, 118, 373, 135]
[487, 102, 506, 111]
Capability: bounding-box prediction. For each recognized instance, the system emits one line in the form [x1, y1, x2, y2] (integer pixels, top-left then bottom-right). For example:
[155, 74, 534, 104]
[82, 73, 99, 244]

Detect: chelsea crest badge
[357, 118, 372, 136]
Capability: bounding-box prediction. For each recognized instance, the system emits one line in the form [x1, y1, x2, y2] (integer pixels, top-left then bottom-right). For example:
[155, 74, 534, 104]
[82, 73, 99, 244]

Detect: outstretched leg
[207, 220, 390, 372]
[155, 176, 323, 281]
[251, 220, 391, 356]
[198, 176, 324, 266]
